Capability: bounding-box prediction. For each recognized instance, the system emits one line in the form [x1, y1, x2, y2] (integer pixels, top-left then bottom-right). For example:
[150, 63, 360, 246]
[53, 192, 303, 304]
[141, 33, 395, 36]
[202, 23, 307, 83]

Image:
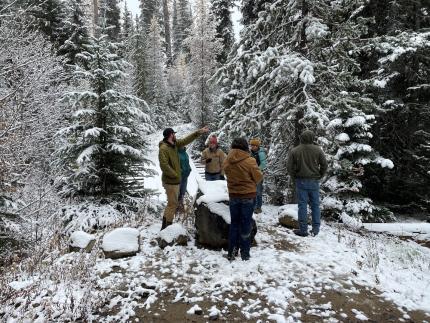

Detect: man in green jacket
[159, 126, 208, 230]
[287, 130, 328, 237]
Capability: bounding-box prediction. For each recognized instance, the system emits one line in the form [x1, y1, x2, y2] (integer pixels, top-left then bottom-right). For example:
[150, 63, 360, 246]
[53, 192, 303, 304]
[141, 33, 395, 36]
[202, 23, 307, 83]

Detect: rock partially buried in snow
[278, 204, 309, 229]
[187, 304, 203, 315]
[157, 223, 188, 249]
[208, 305, 220, 320]
[102, 227, 140, 259]
[69, 230, 96, 253]
[195, 201, 257, 248]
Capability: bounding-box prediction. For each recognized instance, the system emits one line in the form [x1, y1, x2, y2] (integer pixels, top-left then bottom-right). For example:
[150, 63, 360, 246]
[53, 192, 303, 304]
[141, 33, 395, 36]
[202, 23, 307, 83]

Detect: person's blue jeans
[254, 180, 263, 210]
[205, 172, 221, 181]
[296, 178, 321, 235]
[228, 197, 255, 260]
[178, 175, 188, 202]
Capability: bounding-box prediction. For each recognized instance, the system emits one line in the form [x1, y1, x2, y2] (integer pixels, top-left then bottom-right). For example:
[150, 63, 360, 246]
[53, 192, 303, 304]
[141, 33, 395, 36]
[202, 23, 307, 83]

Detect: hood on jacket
[300, 130, 315, 144]
[159, 139, 175, 148]
[226, 149, 250, 164]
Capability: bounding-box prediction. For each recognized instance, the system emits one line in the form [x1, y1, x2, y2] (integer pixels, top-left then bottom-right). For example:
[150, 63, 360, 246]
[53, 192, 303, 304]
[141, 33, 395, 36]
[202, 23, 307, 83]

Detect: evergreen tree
[185, 0, 221, 130]
[140, 0, 159, 32]
[144, 18, 168, 127]
[99, 0, 121, 40]
[121, 1, 134, 40]
[172, 0, 192, 60]
[132, 15, 149, 99]
[210, 0, 234, 64]
[218, 0, 393, 220]
[56, 34, 153, 198]
[162, 0, 173, 65]
[359, 0, 430, 213]
[58, 0, 90, 65]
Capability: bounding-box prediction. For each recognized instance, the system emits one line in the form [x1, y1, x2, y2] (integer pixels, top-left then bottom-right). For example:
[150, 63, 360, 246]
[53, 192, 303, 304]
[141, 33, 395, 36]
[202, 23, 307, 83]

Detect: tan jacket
[223, 149, 263, 198]
[201, 147, 226, 175]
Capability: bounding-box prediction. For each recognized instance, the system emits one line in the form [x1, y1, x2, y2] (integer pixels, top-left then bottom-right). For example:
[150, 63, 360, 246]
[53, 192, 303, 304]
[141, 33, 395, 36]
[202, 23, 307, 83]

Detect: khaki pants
[163, 183, 180, 222]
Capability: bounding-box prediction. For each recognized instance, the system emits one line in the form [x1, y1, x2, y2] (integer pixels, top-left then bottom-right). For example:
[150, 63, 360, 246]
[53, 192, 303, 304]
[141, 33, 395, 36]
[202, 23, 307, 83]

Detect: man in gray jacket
[287, 130, 328, 236]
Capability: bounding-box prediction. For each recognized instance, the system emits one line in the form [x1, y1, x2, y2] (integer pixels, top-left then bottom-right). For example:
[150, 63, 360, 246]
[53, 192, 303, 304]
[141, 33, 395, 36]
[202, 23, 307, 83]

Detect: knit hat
[249, 138, 261, 147]
[231, 137, 249, 152]
[209, 135, 218, 145]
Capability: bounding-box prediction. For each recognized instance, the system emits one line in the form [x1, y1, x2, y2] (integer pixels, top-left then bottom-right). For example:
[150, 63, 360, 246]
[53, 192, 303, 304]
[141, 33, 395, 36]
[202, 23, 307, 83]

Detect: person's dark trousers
[205, 172, 221, 181]
[178, 175, 189, 202]
[254, 180, 263, 210]
[228, 197, 255, 260]
[296, 178, 321, 235]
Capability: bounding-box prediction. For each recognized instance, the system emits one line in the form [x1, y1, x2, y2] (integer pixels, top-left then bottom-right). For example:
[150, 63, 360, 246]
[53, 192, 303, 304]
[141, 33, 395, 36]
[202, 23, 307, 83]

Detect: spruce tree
[145, 18, 168, 127]
[218, 0, 394, 219]
[56, 34, 153, 198]
[172, 0, 192, 60]
[210, 0, 234, 64]
[185, 0, 221, 130]
[99, 0, 121, 40]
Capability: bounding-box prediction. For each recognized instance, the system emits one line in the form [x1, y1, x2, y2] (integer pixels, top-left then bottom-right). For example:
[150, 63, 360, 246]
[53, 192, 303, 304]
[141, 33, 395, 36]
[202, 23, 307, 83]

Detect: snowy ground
[2, 124, 430, 322]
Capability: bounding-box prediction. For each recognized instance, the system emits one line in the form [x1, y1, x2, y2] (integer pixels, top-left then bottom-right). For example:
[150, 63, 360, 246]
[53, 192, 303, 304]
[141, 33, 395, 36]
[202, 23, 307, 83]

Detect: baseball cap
[163, 128, 176, 138]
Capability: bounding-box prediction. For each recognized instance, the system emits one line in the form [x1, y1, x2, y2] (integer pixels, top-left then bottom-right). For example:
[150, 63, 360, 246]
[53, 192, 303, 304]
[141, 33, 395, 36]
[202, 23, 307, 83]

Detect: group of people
[158, 127, 327, 261]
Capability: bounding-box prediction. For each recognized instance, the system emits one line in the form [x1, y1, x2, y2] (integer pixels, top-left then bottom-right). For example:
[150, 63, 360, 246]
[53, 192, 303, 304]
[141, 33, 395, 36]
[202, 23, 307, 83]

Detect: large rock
[157, 223, 188, 249]
[278, 204, 310, 229]
[102, 227, 140, 259]
[195, 201, 257, 249]
[69, 231, 96, 253]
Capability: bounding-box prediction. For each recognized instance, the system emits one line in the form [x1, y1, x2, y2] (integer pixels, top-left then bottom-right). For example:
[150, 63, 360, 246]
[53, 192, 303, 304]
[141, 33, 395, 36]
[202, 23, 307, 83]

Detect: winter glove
[206, 158, 212, 163]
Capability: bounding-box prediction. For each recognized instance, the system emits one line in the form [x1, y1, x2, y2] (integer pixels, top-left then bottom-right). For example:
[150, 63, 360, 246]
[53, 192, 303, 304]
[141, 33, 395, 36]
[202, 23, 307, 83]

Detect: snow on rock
[340, 212, 363, 231]
[187, 304, 203, 315]
[158, 223, 188, 248]
[207, 201, 231, 224]
[102, 227, 140, 259]
[196, 178, 229, 204]
[69, 230, 96, 253]
[278, 204, 299, 229]
[208, 305, 220, 320]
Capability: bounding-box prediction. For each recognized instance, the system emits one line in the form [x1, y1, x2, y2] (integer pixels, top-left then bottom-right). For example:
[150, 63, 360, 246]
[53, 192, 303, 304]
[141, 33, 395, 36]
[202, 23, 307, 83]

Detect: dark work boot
[165, 220, 173, 228]
[161, 217, 167, 230]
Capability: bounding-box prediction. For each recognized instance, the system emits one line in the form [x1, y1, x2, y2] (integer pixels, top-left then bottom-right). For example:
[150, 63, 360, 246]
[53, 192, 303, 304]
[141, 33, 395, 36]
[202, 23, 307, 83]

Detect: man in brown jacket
[159, 126, 208, 230]
[201, 135, 226, 181]
[224, 138, 263, 260]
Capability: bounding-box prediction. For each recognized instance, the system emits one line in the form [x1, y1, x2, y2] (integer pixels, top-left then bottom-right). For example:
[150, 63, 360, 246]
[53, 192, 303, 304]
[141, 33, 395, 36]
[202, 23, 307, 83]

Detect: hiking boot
[293, 229, 308, 237]
[160, 217, 167, 230]
[226, 247, 239, 261]
[254, 207, 262, 214]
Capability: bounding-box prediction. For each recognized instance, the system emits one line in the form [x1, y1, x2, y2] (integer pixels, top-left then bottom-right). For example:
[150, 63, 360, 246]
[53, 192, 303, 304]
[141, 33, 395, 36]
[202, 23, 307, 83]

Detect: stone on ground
[102, 227, 140, 259]
[157, 223, 188, 249]
[69, 230, 96, 253]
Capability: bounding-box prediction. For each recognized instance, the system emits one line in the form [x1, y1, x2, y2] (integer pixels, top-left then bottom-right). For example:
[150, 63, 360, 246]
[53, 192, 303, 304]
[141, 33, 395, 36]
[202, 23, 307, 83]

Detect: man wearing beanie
[201, 135, 226, 181]
[287, 130, 328, 237]
[159, 126, 209, 230]
[249, 138, 267, 214]
[223, 138, 263, 261]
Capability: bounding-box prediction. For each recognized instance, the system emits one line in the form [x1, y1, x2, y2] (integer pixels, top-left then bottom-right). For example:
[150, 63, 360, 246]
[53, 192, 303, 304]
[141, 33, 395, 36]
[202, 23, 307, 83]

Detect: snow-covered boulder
[69, 231, 96, 253]
[194, 179, 257, 248]
[102, 227, 140, 259]
[278, 204, 306, 229]
[157, 223, 188, 249]
[195, 201, 257, 248]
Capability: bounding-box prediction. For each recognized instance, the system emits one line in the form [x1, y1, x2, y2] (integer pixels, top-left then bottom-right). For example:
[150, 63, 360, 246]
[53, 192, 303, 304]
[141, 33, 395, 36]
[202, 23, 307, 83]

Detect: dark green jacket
[179, 147, 191, 178]
[159, 131, 200, 184]
[287, 130, 328, 180]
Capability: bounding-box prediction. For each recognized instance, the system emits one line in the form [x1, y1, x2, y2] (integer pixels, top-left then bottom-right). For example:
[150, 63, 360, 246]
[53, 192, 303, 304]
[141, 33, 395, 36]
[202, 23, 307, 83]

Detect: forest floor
[1, 124, 430, 322]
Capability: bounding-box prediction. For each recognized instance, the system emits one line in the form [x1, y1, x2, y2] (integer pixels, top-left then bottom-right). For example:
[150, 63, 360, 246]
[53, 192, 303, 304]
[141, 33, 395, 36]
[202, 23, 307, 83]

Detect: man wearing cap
[201, 135, 226, 181]
[159, 126, 209, 230]
[250, 138, 267, 214]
